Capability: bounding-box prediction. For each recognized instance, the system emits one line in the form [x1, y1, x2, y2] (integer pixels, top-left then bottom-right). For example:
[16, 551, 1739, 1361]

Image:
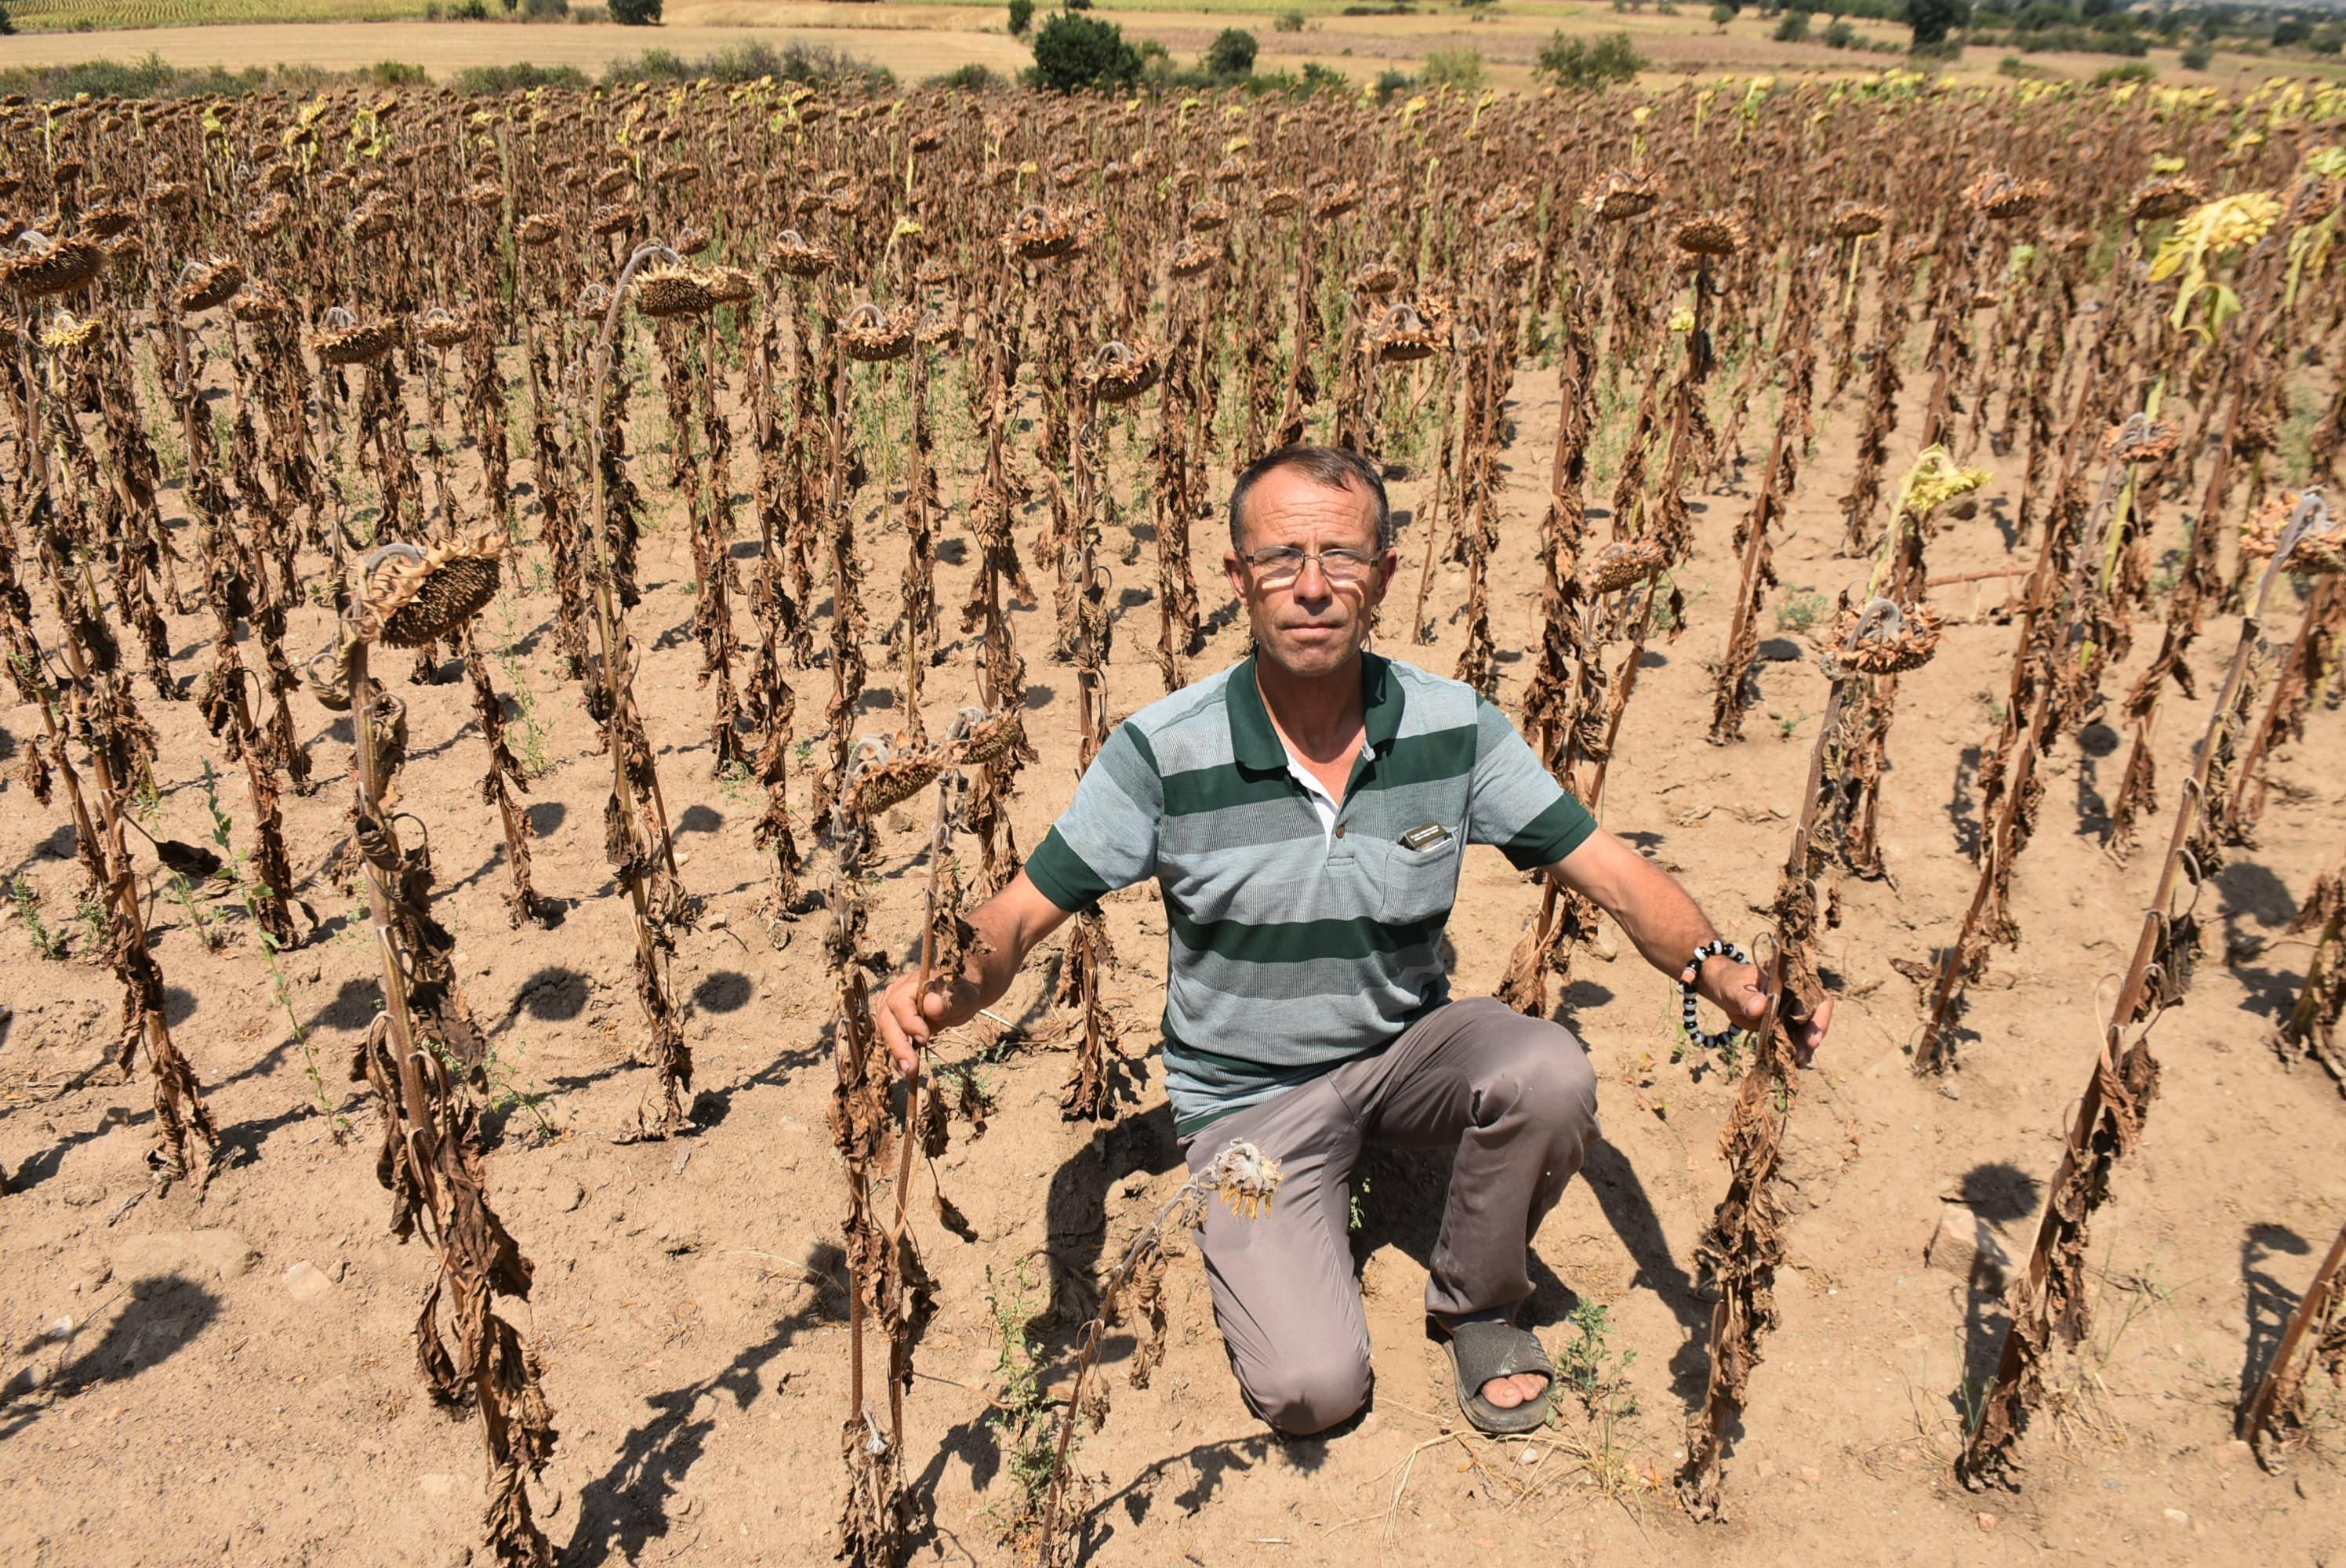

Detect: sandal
[1440, 1319, 1556, 1436]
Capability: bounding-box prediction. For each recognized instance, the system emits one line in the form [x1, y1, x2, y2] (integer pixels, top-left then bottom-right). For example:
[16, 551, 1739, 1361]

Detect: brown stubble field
[1, 68, 2344, 1568]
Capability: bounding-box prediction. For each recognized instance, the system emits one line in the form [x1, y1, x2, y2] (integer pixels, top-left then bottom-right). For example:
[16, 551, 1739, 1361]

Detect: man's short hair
[1229, 445, 1393, 555]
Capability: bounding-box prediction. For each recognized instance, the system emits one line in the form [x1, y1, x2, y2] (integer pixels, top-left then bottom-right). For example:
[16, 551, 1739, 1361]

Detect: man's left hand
[1700, 956, 1835, 1066]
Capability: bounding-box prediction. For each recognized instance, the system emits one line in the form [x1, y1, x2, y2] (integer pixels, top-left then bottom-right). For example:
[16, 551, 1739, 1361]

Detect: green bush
[1206, 26, 1259, 78]
[1534, 29, 1647, 87]
[0, 53, 392, 97]
[1822, 17, 1855, 44]
[1710, 2, 1737, 26]
[1275, 7, 1306, 31]
[602, 39, 892, 89]
[2093, 58, 2154, 82]
[1421, 45, 1484, 90]
[522, 0, 568, 18]
[454, 61, 591, 92]
[615, 45, 687, 78]
[1373, 65, 1416, 100]
[1298, 60, 1348, 94]
[369, 60, 428, 85]
[1008, 0, 1034, 34]
[1030, 10, 1142, 92]
[1774, 7, 1809, 37]
[930, 61, 1002, 89]
[609, 0, 660, 24]
[0, 2, 16, 36]
[2179, 38, 2211, 67]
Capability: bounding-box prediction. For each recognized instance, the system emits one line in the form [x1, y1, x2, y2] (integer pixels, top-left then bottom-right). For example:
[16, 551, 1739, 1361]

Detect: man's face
[1223, 467, 1396, 681]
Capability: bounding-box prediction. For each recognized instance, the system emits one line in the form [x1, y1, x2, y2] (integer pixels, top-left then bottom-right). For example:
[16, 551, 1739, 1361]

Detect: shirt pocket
[1380, 831, 1461, 926]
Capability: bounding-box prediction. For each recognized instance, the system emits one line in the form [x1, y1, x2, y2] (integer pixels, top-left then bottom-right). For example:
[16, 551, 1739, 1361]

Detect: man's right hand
[869, 870, 1076, 1081]
[875, 971, 981, 1081]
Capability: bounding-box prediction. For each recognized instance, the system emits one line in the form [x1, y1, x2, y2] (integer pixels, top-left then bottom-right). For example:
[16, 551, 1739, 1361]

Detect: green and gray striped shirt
[1024, 652, 1596, 1137]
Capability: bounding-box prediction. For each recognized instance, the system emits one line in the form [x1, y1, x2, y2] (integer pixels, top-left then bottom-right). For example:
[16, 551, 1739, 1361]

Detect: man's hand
[874, 971, 981, 1081]
[1699, 956, 1836, 1067]
[869, 870, 1074, 1081]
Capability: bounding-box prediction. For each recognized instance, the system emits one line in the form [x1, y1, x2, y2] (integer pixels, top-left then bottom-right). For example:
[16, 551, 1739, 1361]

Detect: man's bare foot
[1480, 1370, 1550, 1409]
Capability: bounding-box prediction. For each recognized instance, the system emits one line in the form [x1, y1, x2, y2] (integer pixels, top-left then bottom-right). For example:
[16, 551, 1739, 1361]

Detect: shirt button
[1334, 826, 1346, 838]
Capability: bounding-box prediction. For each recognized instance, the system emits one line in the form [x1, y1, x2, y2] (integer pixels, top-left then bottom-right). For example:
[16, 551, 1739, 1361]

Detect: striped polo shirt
[1023, 652, 1596, 1138]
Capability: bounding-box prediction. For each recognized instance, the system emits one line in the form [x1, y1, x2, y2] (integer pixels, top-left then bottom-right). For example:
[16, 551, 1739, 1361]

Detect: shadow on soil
[0, 1272, 220, 1442]
[2238, 1222, 2311, 1417]
[1955, 1161, 2043, 1403]
[565, 1241, 847, 1567]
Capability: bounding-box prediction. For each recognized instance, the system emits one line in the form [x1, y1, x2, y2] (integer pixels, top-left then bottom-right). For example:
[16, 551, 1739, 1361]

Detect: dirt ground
[2, 305, 2343, 1568]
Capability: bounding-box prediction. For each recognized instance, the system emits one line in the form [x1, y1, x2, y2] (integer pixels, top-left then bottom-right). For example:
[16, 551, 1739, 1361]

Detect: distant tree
[1205, 26, 1258, 78]
[1711, 2, 1737, 27]
[2180, 38, 2213, 66]
[1823, 16, 1855, 43]
[0, 1, 16, 34]
[1534, 28, 1647, 86]
[609, 0, 662, 24]
[1774, 8, 1810, 38]
[1908, 0, 1968, 45]
[2272, 16, 2310, 46]
[1008, 0, 1033, 33]
[1030, 10, 1142, 91]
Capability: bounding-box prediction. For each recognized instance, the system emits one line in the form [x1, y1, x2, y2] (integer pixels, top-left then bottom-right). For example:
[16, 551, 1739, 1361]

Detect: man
[877, 445, 1832, 1436]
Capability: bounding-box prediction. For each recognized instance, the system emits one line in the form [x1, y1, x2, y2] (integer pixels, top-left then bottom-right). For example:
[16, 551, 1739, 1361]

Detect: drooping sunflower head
[357, 534, 509, 649]
[1823, 598, 1943, 677]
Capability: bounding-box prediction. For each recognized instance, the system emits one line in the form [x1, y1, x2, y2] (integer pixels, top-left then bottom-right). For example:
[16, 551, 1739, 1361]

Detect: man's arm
[874, 870, 1073, 1078]
[1547, 828, 1832, 1058]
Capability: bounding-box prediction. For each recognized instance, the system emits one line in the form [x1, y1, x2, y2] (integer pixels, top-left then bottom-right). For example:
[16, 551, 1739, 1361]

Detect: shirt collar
[1229, 650, 1406, 772]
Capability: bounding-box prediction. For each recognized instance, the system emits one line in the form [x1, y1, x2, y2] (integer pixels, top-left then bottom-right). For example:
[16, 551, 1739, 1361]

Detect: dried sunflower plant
[311, 534, 557, 1567]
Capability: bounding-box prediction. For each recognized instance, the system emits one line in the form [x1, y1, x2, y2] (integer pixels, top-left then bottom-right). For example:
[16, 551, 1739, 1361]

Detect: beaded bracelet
[1677, 938, 1751, 1051]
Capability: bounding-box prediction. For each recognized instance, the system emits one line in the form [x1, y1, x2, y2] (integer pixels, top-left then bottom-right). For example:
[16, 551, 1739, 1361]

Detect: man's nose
[1291, 556, 1333, 601]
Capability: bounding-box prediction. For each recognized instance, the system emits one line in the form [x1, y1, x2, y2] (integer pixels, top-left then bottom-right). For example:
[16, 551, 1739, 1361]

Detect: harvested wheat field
[1, 71, 2344, 1568]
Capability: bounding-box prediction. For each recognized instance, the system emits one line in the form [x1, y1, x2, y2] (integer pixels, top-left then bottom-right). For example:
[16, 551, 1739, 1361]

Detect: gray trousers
[1178, 996, 1600, 1436]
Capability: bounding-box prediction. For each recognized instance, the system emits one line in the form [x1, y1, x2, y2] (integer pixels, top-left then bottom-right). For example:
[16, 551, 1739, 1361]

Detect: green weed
[1774, 585, 1828, 634]
[6, 877, 67, 960]
[495, 598, 554, 780]
[167, 871, 224, 952]
[73, 895, 111, 955]
[979, 1255, 1061, 1547]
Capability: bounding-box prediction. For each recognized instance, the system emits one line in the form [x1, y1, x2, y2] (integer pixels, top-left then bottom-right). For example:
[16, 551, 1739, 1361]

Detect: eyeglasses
[1241, 546, 1382, 587]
